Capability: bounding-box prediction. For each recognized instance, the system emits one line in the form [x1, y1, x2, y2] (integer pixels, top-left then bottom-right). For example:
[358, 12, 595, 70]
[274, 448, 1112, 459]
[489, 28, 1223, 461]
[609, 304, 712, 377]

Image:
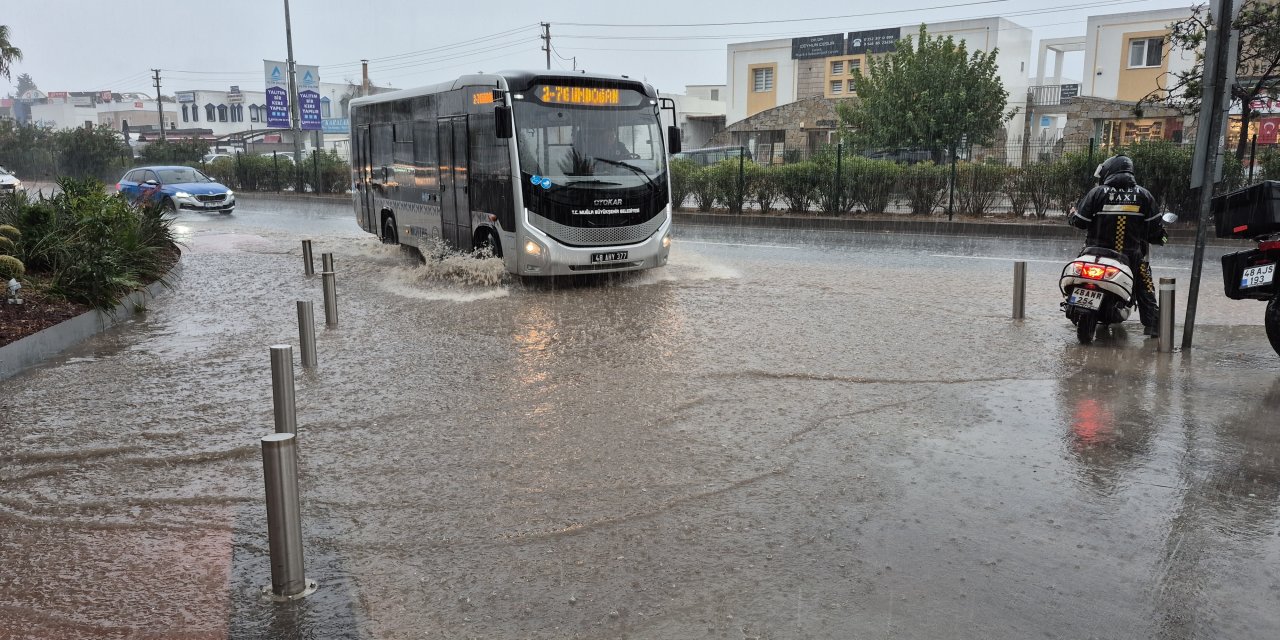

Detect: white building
[660, 84, 727, 150]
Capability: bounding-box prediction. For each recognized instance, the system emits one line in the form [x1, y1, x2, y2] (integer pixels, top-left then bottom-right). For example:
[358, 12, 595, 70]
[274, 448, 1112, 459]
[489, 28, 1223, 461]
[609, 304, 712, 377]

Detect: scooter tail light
[1103, 266, 1121, 280]
[1067, 261, 1085, 277]
[1080, 264, 1107, 280]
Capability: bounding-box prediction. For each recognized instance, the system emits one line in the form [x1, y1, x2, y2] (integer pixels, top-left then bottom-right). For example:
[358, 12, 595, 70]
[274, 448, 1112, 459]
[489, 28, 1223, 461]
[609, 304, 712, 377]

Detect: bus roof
[349, 70, 658, 109]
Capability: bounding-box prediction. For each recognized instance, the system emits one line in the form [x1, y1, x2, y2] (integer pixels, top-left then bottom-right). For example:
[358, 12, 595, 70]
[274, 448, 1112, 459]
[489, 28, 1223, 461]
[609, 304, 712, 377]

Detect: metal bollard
[321, 253, 337, 328]
[260, 433, 317, 601]
[1158, 278, 1176, 353]
[297, 301, 317, 368]
[270, 345, 297, 434]
[1012, 261, 1027, 320]
[302, 240, 314, 276]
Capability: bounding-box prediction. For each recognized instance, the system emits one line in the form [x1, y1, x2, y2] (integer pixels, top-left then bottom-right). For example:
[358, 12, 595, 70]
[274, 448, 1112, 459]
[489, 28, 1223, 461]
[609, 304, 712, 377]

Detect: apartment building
[718, 17, 1031, 160]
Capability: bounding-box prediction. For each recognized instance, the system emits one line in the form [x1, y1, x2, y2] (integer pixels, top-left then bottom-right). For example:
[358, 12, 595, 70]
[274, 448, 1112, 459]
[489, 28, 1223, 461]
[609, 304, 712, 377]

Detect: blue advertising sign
[266, 86, 290, 129]
[299, 89, 322, 131]
[322, 117, 350, 134]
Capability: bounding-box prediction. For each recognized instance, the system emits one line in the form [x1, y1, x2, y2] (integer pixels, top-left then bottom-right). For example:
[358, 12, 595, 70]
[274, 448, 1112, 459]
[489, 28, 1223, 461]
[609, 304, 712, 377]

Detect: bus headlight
[662, 233, 672, 249]
[524, 240, 545, 257]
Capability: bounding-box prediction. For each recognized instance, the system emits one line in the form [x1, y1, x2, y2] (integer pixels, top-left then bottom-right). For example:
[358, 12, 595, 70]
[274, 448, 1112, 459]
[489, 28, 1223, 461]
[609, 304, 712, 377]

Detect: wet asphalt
[0, 197, 1277, 639]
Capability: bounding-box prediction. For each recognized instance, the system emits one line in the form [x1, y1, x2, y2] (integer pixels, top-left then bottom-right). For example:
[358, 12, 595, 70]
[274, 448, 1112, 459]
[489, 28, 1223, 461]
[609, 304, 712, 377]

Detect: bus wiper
[548, 179, 622, 193]
[593, 158, 657, 190]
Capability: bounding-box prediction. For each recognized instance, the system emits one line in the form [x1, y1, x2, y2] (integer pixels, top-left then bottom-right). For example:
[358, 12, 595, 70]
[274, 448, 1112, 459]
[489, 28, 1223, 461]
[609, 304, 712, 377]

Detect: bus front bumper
[517, 219, 672, 276]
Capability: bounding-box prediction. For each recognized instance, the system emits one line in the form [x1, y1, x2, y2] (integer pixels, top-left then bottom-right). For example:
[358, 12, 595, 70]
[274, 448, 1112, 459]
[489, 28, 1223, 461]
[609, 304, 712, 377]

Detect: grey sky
[4, 0, 1197, 97]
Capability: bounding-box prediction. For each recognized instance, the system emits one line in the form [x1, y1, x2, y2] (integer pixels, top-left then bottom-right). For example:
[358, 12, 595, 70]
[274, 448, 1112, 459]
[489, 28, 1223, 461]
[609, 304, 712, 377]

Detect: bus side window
[371, 124, 394, 181]
[413, 120, 438, 194]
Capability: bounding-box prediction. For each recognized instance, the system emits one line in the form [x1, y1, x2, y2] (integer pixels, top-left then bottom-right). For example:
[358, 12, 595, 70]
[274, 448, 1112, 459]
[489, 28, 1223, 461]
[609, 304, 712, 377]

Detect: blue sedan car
[116, 165, 236, 214]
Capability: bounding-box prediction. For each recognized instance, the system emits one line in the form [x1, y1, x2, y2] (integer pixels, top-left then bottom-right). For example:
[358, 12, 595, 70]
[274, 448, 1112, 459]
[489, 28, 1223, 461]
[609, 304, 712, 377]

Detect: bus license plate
[1068, 288, 1103, 310]
[1241, 263, 1275, 289]
[591, 251, 628, 263]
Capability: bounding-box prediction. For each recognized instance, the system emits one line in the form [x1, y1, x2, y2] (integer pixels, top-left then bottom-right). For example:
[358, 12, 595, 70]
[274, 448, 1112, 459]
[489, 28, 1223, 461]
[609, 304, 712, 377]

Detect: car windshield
[155, 168, 213, 184]
[513, 101, 666, 188]
[0, 166, 12, 176]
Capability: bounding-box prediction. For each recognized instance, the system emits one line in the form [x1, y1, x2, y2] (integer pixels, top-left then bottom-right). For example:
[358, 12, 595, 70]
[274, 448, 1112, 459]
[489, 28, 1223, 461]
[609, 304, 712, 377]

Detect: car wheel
[163, 197, 177, 213]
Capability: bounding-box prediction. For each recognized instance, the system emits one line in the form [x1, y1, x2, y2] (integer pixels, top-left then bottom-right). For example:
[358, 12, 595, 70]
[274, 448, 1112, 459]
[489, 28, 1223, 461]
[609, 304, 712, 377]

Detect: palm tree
[0, 25, 22, 81]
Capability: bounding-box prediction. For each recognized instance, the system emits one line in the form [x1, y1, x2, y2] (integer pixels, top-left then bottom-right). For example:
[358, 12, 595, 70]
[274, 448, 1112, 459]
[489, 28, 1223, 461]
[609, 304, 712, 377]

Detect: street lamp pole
[283, 0, 303, 169]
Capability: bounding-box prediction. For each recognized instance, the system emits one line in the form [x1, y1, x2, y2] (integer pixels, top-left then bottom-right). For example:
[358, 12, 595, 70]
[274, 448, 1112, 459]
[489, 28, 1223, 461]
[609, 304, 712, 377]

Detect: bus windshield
[513, 101, 665, 188]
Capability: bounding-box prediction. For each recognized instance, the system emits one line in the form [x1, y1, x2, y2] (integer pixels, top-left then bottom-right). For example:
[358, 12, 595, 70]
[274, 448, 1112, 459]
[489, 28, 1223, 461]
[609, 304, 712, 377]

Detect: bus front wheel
[381, 215, 398, 244]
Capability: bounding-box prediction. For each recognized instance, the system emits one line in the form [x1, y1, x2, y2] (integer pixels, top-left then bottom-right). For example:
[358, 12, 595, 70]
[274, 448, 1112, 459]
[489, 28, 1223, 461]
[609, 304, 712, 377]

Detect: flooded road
[2, 199, 1278, 639]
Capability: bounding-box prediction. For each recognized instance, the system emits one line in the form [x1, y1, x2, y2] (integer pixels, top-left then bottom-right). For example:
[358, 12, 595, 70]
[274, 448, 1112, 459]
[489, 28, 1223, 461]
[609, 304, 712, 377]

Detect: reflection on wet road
[1, 199, 1277, 639]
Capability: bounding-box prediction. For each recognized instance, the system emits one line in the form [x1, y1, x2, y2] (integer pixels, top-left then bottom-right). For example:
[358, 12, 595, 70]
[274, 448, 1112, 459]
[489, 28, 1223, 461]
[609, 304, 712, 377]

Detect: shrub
[669, 158, 699, 210]
[775, 162, 818, 213]
[749, 165, 781, 213]
[898, 162, 948, 215]
[0, 178, 177, 309]
[1261, 147, 1280, 182]
[1049, 152, 1097, 216]
[0, 254, 23, 280]
[0, 236, 14, 254]
[708, 159, 750, 213]
[0, 223, 19, 241]
[955, 162, 1008, 216]
[689, 165, 717, 212]
[845, 157, 900, 214]
[140, 139, 210, 165]
[1003, 167, 1028, 217]
[1019, 164, 1056, 219]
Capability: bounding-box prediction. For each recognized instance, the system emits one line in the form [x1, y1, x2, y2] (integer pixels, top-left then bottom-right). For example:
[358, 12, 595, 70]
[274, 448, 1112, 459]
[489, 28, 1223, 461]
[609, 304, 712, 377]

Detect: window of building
[710, 89, 719, 101]
[1128, 37, 1163, 68]
[182, 105, 189, 122]
[249, 105, 259, 122]
[830, 80, 843, 95]
[218, 105, 228, 122]
[850, 59, 861, 75]
[321, 97, 332, 119]
[752, 67, 774, 93]
[847, 80, 857, 94]
[831, 60, 845, 76]
[205, 104, 215, 121]
[235, 104, 244, 122]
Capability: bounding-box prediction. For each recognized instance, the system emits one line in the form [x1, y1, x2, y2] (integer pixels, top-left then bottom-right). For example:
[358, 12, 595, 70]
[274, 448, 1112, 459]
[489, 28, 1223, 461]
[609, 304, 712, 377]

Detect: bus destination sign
[535, 85, 629, 106]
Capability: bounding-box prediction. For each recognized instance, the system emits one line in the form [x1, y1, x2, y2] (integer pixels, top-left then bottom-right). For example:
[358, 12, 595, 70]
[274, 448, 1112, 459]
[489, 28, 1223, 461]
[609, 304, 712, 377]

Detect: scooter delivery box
[1213, 180, 1280, 239]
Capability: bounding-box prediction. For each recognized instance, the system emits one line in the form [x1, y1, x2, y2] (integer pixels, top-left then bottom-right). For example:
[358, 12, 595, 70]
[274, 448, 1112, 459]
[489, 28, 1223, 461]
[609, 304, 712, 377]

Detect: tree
[837, 25, 1017, 163]
[14, 72, 35, 96]
[0, 25, 21, 81]
[1137, 0, 1280, 160]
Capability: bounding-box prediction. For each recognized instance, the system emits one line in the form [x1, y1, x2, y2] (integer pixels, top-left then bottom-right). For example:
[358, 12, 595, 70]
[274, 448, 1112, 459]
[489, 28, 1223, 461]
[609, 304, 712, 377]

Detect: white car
[0, 166, 24, 194]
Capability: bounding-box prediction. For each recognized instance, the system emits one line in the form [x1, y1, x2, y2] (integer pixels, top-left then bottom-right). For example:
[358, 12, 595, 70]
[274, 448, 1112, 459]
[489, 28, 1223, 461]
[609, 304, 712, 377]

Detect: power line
[555, 0, 1011, 27]
[556, 0, 1148, 42]
[318, 23, 540, 68]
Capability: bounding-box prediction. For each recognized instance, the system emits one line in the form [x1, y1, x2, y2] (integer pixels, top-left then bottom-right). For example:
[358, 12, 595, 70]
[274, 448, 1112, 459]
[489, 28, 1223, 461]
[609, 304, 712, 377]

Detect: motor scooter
[1060, 212, 1176, 345]
[1215, 180, 1280, 356]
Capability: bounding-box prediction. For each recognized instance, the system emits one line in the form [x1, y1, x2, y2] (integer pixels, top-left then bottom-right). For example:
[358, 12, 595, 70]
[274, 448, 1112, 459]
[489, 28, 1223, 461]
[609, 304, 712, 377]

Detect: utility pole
[152, 69, 166, 142]
[284, 0, 303, 169]
[541, 23, 551, 70]
[1183, 0, 1237, 350]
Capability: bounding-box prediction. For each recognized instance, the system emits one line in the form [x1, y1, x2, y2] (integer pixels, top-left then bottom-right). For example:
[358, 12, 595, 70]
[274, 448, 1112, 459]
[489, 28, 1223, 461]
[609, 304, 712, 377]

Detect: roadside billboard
[264, 59, 291, 128]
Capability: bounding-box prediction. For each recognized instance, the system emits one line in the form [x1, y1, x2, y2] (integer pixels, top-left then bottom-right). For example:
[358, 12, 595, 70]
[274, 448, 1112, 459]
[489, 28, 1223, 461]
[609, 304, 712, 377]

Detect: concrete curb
[0, 264, 181, 381]
[240, 192, 351, 205]
[673, 212, 1253, 248]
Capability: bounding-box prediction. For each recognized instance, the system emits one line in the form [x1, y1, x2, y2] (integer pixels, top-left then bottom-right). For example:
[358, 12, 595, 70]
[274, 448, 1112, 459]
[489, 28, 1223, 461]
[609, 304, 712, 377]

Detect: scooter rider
[1070, 155, 1165, 337]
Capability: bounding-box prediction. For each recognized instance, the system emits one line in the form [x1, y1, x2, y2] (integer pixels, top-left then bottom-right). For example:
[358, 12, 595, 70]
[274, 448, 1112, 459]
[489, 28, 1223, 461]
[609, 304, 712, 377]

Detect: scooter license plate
[1240, 263, 1275, 289]
[1069, 288, 1104, 310]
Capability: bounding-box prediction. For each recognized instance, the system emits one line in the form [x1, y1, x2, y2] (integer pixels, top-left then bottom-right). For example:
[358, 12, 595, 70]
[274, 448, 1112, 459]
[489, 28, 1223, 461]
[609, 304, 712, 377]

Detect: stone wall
[708, 96, 842, 155]
[1061, 96, 1187, 143]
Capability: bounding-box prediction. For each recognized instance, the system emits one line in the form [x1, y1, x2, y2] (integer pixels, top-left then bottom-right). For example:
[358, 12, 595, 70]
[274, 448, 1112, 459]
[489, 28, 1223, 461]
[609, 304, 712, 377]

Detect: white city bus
[349, 71, 680, 275]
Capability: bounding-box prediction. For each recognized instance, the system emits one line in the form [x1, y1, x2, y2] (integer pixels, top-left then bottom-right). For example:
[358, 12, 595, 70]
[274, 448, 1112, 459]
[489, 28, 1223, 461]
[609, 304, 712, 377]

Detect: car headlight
[523, 240, 545, 257]
[225, 190, 234, 198]
[174, 191, 192, 198]
[662, 233, 672, 249]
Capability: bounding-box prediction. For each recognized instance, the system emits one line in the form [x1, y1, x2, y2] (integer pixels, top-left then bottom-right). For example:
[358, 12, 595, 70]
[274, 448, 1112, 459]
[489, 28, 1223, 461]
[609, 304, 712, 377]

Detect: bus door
[356, 125, 375, 232]
[437, 115, 473, 252]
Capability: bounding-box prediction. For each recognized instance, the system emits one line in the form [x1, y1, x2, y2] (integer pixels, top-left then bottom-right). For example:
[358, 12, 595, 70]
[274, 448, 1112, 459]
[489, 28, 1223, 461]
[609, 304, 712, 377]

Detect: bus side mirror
[494, 105, 512, 139]
[667, 126, 681, 155]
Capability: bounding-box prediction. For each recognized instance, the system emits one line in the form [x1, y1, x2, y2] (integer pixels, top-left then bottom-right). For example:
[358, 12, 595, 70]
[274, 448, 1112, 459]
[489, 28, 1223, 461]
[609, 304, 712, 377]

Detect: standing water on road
[1, 199, 1277, 639]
